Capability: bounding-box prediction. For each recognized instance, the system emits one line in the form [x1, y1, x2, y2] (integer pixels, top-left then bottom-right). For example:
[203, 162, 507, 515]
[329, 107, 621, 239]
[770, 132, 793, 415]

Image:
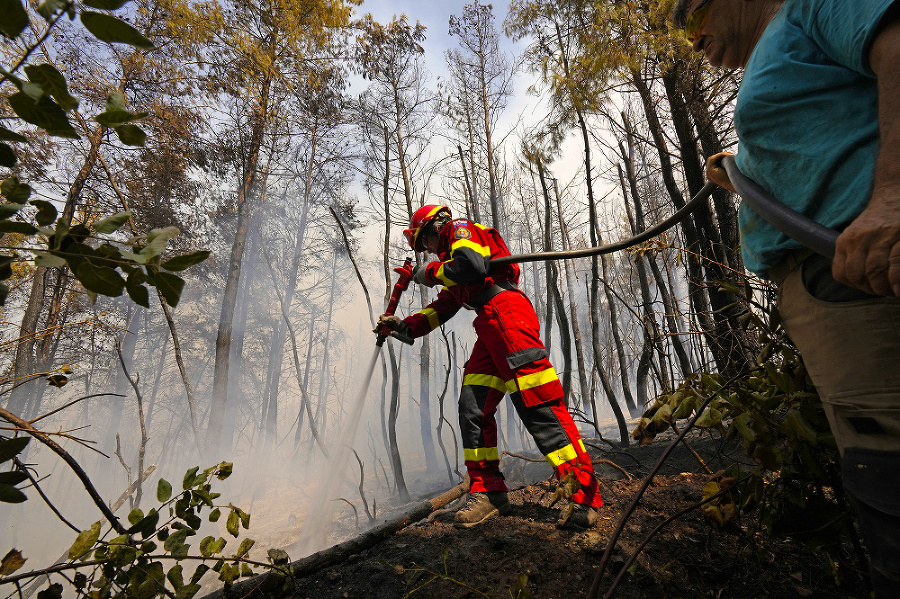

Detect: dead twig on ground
[587, 369, 753, 599]
[350, 447, 375, 523]
[594, 459, 633, 480]
[336, 498, 360, 530]
[582, 440, 644, 469]
[502, 450, 545, 463]
[671, 422, 714, 474]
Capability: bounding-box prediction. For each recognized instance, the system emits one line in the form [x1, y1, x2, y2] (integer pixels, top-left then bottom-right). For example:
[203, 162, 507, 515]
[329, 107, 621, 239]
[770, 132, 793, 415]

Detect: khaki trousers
[774, 251, 900, 597]
[775, 253, 900, 454]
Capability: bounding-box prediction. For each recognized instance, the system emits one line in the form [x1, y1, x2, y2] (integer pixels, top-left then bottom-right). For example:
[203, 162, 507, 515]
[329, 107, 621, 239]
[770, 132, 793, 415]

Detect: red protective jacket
[404, 219, 520, 338]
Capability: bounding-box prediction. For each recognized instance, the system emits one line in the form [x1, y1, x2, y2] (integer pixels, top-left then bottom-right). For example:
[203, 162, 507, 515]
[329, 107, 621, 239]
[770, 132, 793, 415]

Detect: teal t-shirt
[734, 0, 895, 274]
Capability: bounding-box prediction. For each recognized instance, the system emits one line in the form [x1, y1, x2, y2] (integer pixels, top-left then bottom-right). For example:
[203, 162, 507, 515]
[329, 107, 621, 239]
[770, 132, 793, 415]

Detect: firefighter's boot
[558, 503, 598, 530]
[454, 492, 511, 528]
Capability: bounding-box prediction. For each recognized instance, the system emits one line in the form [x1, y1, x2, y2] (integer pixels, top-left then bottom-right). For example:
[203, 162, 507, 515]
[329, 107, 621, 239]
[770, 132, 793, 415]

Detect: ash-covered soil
[245, 430, 871, 599]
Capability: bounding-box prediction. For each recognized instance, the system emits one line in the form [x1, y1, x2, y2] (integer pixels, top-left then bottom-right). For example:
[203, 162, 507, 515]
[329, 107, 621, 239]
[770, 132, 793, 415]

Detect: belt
[463, 280, 517, 311]
[766, 247, 815, 285]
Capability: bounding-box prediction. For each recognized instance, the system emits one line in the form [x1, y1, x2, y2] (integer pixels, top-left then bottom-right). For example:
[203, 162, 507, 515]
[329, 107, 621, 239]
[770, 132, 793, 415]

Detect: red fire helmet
[403, 204, 451, 251]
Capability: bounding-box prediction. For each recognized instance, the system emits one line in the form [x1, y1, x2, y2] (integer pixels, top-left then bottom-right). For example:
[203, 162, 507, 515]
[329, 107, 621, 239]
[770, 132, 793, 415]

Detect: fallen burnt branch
[202, 481, 469, 599]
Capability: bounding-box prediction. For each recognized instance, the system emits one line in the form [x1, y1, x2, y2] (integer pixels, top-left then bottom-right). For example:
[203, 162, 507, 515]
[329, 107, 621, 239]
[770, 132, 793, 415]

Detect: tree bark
[599, 247, 638, 414]
[380, 125, 409, 500]
[103, 302, 143, 447]
[647, 257, 693, 379]
[535, 159, 571, 404]
[587, 177, 628, 444]
[617, 140, 667, 409]
[6, 271, 47, 415]
[553, 179, 590, 415]
[157, 292, 202, 455]
[208, 71, 272, 453]
[629, 68, 754, 379]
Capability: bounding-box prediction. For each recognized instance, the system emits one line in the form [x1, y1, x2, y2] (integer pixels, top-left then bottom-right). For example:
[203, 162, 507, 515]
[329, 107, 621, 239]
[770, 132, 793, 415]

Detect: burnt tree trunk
[208, 71, 272, 453]
[535, 159, 571, 405]
[630, 68, 754, 379]
[553, 179, 591, 417]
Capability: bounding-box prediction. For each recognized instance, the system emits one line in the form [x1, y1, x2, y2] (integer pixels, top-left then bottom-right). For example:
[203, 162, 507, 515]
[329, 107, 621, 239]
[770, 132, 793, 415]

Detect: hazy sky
[354, 0, 541, 126]
[357, 0, 526, 66]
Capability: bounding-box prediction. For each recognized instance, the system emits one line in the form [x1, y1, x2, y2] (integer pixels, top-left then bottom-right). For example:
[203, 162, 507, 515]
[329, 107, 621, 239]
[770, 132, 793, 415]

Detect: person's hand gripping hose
[705, 152, 737, 193]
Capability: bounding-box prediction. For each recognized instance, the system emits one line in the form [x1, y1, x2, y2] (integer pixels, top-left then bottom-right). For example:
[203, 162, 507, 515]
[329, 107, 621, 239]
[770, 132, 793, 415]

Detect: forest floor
[228, 427, 873, 599]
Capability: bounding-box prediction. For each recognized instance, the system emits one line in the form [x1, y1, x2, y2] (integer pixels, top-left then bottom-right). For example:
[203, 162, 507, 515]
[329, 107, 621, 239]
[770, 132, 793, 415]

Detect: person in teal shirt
[732, 1, 888, 275]
[673, 0, 900, 596]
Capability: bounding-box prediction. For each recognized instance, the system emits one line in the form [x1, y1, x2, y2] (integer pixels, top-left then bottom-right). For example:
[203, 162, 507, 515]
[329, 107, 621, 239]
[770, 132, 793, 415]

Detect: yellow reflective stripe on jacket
[463, 373, 507, 394]
[464, 447, 500, 462]
[435, 264, 456, 287]
[545, 443, 578, 467]
[451, 238, 492, 258]
[513, 366, 560, 391]
[416, 307, 440, 330]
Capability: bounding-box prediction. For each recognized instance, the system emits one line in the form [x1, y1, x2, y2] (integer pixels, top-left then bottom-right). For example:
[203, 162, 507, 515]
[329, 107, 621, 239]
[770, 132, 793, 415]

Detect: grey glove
[412, 264, 435, 287]
[377, 315, 410, 336]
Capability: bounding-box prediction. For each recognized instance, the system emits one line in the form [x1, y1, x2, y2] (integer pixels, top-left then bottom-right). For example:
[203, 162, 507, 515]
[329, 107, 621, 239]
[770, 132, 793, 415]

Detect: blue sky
[352, 0, 552, 151]
[357, 0, 525, 63]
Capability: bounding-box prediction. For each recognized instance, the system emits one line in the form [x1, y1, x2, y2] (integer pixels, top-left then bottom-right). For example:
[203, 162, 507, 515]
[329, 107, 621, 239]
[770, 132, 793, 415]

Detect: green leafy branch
[1, 0, 153, 151]
[0, 177, 209, 306]
[0, 436, 31, 504]
[630, 280, 849, 556]
[0, 463, 290, 599]
[0, 0, 210, 308]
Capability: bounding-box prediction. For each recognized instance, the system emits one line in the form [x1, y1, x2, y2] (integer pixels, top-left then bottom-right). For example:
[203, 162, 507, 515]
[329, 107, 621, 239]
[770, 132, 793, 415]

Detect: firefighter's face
[422, 232, 441, 255]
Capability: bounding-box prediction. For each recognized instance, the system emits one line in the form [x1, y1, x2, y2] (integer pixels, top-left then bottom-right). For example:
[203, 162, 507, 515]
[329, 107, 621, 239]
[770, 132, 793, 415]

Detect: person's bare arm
[833, 5, 900, 296]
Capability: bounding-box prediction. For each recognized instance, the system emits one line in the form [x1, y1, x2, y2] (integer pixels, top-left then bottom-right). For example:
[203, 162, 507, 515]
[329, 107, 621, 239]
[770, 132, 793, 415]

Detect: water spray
[293, 161, 840, 557]
[292, 258, 416, 556]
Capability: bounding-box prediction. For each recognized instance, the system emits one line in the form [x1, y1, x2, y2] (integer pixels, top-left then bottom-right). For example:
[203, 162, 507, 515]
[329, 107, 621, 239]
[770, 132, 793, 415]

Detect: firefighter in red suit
[378, 204, 603, 528]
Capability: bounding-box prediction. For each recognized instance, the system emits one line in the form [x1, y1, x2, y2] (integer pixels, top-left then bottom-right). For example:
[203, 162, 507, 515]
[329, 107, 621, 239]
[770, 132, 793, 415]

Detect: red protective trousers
[459, 288, 603, 509]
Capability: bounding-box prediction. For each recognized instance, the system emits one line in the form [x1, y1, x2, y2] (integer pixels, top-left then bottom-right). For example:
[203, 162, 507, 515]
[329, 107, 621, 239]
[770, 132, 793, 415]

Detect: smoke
[1, 209, 632, 587]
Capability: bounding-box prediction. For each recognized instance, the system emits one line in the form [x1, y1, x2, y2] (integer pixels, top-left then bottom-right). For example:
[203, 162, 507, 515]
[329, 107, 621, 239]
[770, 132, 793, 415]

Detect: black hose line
[491, 181, 719, 268]
[490, 158, 839, 269]
[721, 155, 838, 259]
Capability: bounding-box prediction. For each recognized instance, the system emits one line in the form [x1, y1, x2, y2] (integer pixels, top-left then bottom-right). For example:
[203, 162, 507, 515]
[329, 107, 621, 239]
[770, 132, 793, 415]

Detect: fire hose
[375, 257, 415, 347]
[492, 155, 838, 268]
[378, 159, 839, 346]
[719, 155, 838, 259]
